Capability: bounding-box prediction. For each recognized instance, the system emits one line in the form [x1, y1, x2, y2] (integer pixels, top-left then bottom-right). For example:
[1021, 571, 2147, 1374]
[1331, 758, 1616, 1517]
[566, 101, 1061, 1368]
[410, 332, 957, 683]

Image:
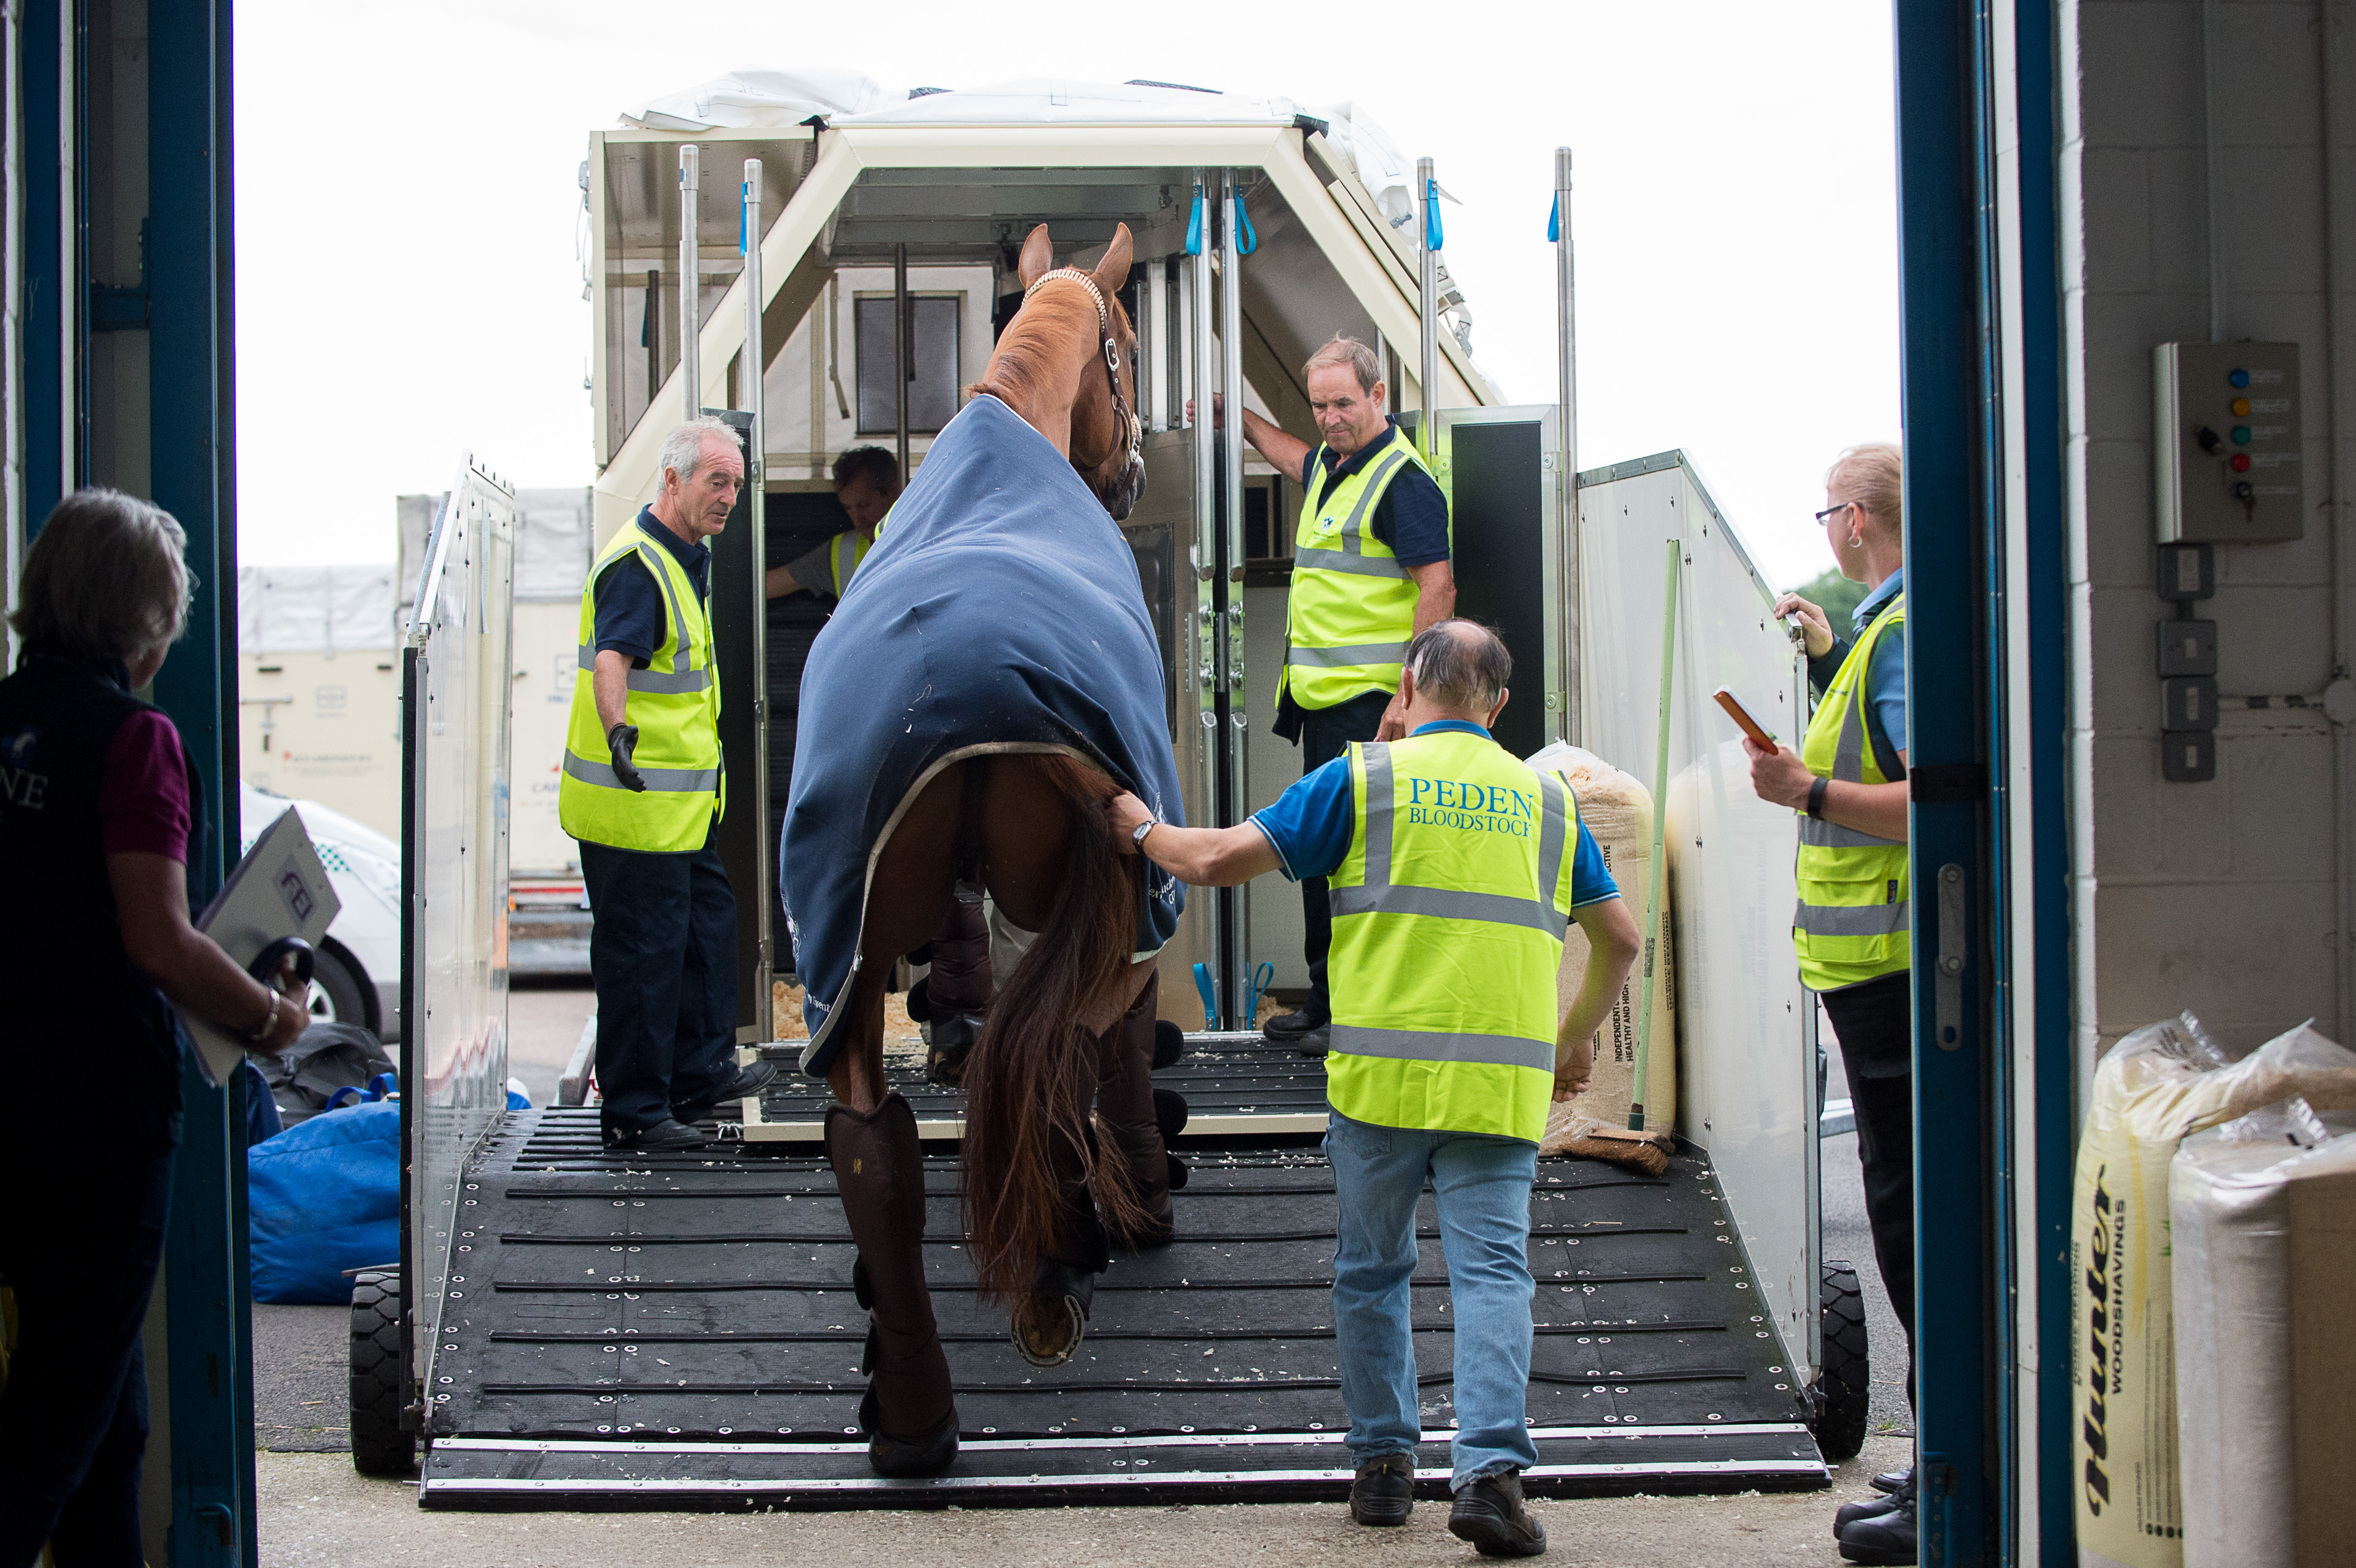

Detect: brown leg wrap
[824, 1094, 957, 1470]
[925, 884, 993, 1013]
[1096, 972, 1175, 1248]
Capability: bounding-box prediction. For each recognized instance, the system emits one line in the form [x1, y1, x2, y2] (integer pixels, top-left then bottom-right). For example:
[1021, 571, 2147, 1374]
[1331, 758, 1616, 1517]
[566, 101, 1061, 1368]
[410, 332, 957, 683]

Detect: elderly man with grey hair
[558, 416, 778, 1152]
[1110, 620, 1639, 1554]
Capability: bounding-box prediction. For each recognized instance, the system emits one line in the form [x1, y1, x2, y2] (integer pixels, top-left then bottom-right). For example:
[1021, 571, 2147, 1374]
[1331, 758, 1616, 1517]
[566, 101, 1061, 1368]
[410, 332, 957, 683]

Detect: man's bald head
[1402, 619, 1512, 714]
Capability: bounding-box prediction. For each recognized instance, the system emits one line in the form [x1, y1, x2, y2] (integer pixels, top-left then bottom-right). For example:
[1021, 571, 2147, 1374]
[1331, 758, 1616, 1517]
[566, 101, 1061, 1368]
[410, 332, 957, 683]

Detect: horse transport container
[371, 74, 1851, 1507]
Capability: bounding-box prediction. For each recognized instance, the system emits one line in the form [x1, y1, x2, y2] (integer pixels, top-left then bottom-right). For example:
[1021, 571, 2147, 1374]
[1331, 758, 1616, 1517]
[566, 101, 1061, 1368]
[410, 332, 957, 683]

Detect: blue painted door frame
[1893, 1, 2076, 1563]
[16, 1, 252, 1561]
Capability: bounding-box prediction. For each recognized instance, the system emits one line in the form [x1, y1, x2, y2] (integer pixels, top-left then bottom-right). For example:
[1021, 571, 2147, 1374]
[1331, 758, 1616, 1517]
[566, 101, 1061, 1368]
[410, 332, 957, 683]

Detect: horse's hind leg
[1094, 967, 1180, 1249]
[823, 764, 964, 1476]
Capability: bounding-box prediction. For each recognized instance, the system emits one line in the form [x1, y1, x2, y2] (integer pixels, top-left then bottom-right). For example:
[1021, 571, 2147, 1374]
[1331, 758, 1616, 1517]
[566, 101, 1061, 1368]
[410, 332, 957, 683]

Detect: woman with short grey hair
[0, 489, 309, 1564]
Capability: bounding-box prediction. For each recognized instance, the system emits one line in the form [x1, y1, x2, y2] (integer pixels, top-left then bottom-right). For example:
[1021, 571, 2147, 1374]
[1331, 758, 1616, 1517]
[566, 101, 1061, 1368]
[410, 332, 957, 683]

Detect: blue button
[2232, 425, 2251, 444]
[2229, 368, 2251, 388]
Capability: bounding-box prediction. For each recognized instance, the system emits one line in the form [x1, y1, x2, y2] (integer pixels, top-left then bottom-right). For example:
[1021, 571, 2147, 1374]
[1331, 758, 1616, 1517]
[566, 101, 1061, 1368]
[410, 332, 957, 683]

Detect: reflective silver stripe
[562, 750, 719, 794]
[1797, 813, 1902, 849]
[1536, 772, 1569, 916]
[1793, 900, 1911, 937]
[1330, 882, 1568, 936]
[834, 533, 858, 595]
[1292, 545, 1406, 580]
[1288, 640, 1409, 668]
[1330, 1024, 1554, 1073]
[1361, 742, 1394, 888]
[634, 541, 698, 674]
[575, 646, 712, 694]
[1334, 448, 1411, 554]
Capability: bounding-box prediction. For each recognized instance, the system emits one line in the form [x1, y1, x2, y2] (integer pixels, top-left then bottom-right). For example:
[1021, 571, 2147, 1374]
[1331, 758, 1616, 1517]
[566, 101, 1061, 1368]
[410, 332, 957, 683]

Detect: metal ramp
[418, 1039, 1826, 1508]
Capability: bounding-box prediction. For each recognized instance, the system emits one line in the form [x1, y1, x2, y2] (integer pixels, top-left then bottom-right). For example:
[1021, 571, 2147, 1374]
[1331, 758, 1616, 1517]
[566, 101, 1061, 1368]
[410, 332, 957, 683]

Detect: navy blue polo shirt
[1249, 720, 1619, 904]
[1299, 417, 1451, 569]
[593, 508, 713, 667]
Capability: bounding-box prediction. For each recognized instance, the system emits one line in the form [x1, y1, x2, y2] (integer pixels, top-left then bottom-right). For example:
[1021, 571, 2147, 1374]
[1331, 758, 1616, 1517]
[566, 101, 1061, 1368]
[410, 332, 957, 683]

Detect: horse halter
[1021, 268, 1143, 461]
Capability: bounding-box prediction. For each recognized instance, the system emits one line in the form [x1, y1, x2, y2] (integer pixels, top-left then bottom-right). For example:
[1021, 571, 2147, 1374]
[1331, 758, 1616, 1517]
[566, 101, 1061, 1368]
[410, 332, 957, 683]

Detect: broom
[1554, 539, 1680, 1179]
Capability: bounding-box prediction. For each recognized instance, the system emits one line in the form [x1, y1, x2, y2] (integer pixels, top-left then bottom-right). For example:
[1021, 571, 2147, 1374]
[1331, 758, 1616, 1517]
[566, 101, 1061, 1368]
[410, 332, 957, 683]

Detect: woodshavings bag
[1522, 743, 1676, 1158]
[2072, 1014, 2356, 1568]
[2170, 1093, 2356, 1568]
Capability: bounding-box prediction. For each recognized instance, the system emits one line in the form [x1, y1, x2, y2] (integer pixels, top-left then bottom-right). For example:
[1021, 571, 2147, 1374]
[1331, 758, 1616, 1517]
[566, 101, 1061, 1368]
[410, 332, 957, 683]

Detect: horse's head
[987, 223, 1146, 521]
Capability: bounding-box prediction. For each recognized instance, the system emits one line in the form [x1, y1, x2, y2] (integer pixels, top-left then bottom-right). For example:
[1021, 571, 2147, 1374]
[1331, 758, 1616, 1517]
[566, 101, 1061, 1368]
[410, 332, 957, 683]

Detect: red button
[2231, 453, 2252, 472]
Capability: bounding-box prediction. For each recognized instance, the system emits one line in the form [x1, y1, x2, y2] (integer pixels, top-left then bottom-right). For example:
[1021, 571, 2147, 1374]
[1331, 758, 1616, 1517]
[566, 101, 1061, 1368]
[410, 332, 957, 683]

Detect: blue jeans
[1325, 1110, 1539, 1489]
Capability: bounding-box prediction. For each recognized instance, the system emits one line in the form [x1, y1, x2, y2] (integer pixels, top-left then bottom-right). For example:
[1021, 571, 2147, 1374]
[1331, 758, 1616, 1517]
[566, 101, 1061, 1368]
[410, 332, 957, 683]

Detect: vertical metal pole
[893, 242, 910, 484]
[1218, 172, 1249, 1025]
[680, 144, 700, 419]
[1187, 171, 1223, 1027]
[1416, 156, 1438, 454]
[1554, 148, 1583, 746]
[742, 159, 771, 1014]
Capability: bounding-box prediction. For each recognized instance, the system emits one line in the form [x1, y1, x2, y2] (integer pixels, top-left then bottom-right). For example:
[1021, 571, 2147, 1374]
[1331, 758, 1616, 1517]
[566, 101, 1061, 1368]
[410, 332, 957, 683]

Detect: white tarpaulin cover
[621, 68, 888, 130]
[238, 565, 399, 654]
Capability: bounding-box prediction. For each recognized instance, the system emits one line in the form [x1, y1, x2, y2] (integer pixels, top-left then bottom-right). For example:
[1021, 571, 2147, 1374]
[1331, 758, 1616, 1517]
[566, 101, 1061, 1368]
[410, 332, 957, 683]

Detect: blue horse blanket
[781, 393, 1185, 1074]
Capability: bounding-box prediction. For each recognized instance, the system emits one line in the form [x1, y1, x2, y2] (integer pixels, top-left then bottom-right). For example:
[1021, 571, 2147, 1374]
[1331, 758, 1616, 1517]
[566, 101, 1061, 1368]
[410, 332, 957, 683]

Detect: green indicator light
[2231, 425, 2252, 444]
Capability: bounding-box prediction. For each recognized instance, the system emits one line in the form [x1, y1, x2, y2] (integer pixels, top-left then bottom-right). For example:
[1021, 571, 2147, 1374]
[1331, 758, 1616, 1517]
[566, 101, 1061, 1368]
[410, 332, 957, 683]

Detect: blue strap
[366, 1072, 399, 1102]
[1234, 191, 1257, 256]
[1194, 961, 1216, 1027]
[741, 182, 752, 254]
[1184, 184, 1205, 257]
[1547, 193, 1561, 243]
[1425, 176, 1444, 252]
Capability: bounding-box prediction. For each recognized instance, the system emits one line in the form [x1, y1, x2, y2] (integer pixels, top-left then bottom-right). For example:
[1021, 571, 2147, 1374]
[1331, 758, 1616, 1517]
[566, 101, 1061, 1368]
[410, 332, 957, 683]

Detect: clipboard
[1711, 686, 1778, 750]
[184, 805, 342, 1087]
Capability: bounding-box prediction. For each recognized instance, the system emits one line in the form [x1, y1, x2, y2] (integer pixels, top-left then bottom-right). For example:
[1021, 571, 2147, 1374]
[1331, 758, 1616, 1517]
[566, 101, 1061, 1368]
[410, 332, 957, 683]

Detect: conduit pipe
[680, 144, 700, 420]
[2316, 0, 2355, 1045]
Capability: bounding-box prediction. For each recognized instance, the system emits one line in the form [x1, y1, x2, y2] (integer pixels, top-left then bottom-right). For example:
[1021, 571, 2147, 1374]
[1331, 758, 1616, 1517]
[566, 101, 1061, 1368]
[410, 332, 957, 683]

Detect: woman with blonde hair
[1743, 443, 1917, 1567]
[0, 490, 308, 1564]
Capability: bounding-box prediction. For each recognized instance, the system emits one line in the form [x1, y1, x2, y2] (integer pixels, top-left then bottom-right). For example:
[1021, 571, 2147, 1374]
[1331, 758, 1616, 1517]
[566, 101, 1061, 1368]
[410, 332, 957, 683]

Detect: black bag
[252, 1021, 394, 1126]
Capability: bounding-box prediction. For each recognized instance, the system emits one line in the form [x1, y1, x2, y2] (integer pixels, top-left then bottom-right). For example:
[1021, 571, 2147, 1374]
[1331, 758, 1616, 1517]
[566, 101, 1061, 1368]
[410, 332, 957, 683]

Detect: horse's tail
[960, 755, 1151, 1303]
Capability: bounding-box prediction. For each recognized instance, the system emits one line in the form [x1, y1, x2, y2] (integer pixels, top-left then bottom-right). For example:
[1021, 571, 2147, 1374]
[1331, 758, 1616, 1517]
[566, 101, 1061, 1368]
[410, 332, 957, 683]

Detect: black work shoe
[1350, 1452, 1414, 1526]
[1838, 1482, 1917, 1565]
[1262, 1006, 1324, 1040]
[676, 1059, 781, 1121]
[1296, 1024, 1332, 1060]
[603, 1117, 707, 1153]
[1448, 1470, 1548, 1557]
[1837, 1474, 1913, 1533]
[1872, 1465, 1913, 1495]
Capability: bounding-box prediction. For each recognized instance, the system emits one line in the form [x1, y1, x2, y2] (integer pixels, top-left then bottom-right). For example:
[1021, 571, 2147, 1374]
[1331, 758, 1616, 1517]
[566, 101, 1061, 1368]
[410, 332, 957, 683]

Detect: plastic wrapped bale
[2170, 1093, 2356, 1568]
[2071, 1016, 2356, 1568]
[1523, 743, 1675, 1161]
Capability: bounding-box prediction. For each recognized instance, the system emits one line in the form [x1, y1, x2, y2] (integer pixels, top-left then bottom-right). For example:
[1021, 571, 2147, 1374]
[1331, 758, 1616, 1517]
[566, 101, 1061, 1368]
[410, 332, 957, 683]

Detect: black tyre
[307, 937, 380, 1037]
[1810, 1259, 1871, 1461]
[348, 1269, 414, 1477]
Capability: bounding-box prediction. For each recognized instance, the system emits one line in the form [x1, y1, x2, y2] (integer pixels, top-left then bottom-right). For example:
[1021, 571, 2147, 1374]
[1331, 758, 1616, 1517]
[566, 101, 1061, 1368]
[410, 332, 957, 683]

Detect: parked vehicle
[239, 779, 401, 1040]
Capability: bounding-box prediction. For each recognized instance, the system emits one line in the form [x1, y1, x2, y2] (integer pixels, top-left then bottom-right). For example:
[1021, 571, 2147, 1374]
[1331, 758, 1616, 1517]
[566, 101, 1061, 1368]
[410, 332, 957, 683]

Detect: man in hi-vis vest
[560, 416, 779, 1153]
[1229, 336, 1455, 1054]
[1110, 621, 1640, 1556]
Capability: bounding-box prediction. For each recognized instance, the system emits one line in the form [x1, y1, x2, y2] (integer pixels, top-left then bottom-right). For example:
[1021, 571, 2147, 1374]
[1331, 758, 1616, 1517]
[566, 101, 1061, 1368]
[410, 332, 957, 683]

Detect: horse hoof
[1012, 1262, 1093, 1366]
[924, 1012, 983, 1088]
[860, 1389, 959, 1477]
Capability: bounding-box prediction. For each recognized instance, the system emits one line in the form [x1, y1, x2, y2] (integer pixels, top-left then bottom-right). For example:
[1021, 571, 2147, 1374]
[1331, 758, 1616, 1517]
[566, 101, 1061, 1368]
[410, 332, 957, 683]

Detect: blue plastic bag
[247, 1099, 399, 1304]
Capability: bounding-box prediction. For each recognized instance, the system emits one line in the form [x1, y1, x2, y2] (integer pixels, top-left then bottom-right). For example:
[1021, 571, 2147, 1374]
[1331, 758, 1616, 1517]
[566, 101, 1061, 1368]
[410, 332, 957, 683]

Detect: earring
[1849, 531, 1864, 549]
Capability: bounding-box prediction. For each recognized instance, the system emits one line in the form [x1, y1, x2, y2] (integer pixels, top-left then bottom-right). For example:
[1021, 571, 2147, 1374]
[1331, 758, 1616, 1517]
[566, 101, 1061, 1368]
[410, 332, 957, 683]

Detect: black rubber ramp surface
[420, 1096, 1823, 1507]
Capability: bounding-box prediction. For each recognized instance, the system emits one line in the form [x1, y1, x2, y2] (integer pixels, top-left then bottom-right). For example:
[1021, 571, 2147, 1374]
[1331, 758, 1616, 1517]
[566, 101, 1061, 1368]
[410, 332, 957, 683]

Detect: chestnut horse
[818, 221, 1173, 1477]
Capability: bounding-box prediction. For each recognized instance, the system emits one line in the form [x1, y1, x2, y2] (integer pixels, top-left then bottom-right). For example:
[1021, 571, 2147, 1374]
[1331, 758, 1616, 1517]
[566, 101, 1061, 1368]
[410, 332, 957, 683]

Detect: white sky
[233, 0, 1897, 591]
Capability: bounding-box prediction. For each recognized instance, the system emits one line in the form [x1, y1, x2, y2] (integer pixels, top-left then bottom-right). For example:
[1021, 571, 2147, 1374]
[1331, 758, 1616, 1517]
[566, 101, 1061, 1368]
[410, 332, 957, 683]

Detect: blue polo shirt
[1806, 569, 1908, 765]
[1300, 417, 1451, 569]
[1249, 720, 1619, 905]
[593, 508, 714, 667]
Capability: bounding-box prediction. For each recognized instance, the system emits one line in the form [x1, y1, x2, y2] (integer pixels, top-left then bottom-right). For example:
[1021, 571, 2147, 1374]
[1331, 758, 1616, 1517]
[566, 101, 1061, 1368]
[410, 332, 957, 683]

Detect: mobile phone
[1712, 686, 1776, 749]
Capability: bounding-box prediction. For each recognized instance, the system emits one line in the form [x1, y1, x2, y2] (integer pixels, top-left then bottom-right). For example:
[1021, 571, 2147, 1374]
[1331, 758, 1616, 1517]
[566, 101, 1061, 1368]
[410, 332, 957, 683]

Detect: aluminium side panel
[1574, 451, 1814, 1359]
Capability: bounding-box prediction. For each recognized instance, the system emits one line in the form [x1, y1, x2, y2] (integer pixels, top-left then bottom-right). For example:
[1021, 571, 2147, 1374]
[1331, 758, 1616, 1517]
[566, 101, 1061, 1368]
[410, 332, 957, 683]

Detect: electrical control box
[2155, 342, 2303, 543]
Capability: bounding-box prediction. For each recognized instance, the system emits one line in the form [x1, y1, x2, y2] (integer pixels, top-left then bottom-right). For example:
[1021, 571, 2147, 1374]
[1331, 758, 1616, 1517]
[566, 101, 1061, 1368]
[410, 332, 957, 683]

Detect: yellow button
[2231, 397, 2251, 417]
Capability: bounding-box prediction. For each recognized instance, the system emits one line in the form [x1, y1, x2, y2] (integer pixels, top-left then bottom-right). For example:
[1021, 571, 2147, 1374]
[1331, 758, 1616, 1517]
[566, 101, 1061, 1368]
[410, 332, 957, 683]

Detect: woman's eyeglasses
[1814, 500, 1864, 525]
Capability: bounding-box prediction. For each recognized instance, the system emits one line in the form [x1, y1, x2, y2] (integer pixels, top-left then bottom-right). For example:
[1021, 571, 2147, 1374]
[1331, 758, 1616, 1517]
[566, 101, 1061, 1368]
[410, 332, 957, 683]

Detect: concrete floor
[249, 985, 1915, 1559]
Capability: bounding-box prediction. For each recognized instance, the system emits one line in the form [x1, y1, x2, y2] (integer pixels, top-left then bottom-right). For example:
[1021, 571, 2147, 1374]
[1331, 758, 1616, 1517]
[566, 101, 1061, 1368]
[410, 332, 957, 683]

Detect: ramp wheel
[1810, 1259, 1871, 1461]
[348, 1269, 415, 1477]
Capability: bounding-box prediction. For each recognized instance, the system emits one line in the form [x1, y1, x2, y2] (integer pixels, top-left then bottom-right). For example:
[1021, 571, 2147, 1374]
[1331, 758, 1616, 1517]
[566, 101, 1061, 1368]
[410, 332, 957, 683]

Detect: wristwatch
[1131, 818, 1156, 851]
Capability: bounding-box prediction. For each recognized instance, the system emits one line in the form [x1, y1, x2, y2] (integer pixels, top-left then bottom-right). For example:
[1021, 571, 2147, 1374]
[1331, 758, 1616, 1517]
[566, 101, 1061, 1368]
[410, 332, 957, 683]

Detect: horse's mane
[965, 286, 1099, 453]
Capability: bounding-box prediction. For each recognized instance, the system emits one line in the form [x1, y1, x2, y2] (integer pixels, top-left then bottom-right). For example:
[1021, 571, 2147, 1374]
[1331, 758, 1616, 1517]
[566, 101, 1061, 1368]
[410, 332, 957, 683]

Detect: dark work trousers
[0, 1133, 175, 1567]
[1818, 969, 1916, 1412]
[581, 826, 739, 1137]
[1290, 688, 1393, 1024]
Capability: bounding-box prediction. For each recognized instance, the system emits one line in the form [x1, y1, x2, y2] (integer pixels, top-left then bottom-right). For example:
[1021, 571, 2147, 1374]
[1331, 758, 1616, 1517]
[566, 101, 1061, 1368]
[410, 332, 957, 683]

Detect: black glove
[606, 723, 647, 792]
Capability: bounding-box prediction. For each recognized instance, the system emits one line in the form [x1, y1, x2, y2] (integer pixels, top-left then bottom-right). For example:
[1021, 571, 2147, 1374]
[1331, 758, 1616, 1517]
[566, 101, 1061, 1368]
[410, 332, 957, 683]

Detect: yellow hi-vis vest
[559, 521, 722, 853]
[1793, 591, 1910, 990]
[1324, 727, 1577, 1143]
[820, 528, 873, 598]
[1280, 425, 1446, 712]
